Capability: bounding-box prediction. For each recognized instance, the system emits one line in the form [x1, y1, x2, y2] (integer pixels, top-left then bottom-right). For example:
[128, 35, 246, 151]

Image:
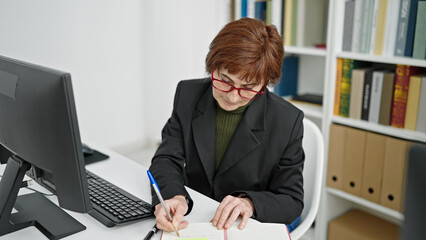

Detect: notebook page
[161, 223, 224, 240]
[226, 220, 290, 240]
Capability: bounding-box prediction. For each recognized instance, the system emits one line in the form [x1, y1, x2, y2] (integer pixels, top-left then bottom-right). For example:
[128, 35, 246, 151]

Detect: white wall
[0, 0, 145, 149]
[0, 0, 228, 149]
[141, 0, 229, 145]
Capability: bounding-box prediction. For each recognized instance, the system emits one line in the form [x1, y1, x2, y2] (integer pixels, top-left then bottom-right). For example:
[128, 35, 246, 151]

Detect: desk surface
[0, 144, 220, 240]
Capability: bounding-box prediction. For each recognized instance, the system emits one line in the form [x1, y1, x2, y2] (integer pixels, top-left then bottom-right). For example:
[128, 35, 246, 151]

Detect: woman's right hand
[154, 195, 189, 232]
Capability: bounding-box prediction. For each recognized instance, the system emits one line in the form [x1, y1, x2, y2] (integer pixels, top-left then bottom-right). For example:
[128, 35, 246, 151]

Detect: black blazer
[149, 78, 304, 224]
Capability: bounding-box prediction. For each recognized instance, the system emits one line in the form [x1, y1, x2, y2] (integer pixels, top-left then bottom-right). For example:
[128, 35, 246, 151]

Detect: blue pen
[147, 170, 180, 237]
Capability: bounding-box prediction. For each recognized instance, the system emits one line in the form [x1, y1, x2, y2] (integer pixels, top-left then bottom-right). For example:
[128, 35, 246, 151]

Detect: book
[383, 0, 401, 56]
[416, 76, 426, 132]
[373, 0, 389, 55]
[339, 59, 362, 117]
[342, 0, 355, 52]
[292, 93, 323, 105]
[247, 0, 256, 18]
[296, 0, 305, 47]
[412, 1, 426, 59]
[405, 74, 426, 130]
[369, 0, 380, 54]
[404, 0, 420, 56]
[361, 70, 375, 120]
[378, 72, 396, 125]
[368, 70, 386, 123]
[296, 0, 326, 47]
[274, 56, 299, 97]
[390, 65, 423, 128]
[359, 0, 375, 53]
[161, 221, 291, 240]
[351, 0, 364, 52]
[270, 0, 282, 33]
[394, 0, 419, 56]
[235, 0, 242, 20]
[350, 68, 373, 119]
[254, 0, 267, 22]
[265, 0, 272, 24]
[241, 0, 247, 18]
[284, 0, 293, 45]
[339, 59, 354, 117]
[290, 0, 298, 45]
[281, 0, 286, 36]
[334, 58, 343, 115]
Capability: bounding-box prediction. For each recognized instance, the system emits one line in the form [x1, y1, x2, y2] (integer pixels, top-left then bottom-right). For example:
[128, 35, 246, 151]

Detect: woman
[149, 17, 304, 232]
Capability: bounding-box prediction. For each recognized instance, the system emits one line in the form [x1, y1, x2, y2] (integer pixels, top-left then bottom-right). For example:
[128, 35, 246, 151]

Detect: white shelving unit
[336, 52, 426, 68]
[316, 0, 426, 240]
[231, 0, 426, 239]
[291, 101, 323, 119]
[332, 116, 426, 143]
[326, 187, 404, 224]
[286, 46, 327, 57]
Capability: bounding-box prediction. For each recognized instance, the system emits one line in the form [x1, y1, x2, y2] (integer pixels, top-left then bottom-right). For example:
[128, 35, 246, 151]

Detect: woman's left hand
[210, 195, 254, 230]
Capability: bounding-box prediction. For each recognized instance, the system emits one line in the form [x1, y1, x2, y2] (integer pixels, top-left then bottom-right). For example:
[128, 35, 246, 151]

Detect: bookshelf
[285, 46, 327, 57]
[326, 187, 404, 224]
[332, 116, 426, 142]
[291, 101, 323, 119]
[318, 0, 426, 239]
[336, 52, 426, 67]
[232, 0, 426, 239]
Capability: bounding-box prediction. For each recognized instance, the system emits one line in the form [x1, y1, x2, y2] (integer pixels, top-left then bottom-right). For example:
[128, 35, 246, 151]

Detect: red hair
[205, 18, 284, 86]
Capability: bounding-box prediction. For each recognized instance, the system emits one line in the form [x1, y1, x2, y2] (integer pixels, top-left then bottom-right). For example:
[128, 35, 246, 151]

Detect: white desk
[0, 144, 220, 240]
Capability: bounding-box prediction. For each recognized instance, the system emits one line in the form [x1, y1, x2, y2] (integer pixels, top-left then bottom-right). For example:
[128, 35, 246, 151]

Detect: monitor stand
[0, 156, 86, 239]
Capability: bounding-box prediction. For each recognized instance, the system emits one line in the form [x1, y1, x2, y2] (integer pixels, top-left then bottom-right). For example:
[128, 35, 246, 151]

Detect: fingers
[172, 202, 188, 230]
[238, 197, 254, 230]
[211, 195, 254, 230]
[238, 209, 251, 230]
[211, 196, 233, 228]
[154, 195, 189, 232]
[154, 204, 174, 232]
[224, 205, 242, 229]
[179, 220, 189, 229]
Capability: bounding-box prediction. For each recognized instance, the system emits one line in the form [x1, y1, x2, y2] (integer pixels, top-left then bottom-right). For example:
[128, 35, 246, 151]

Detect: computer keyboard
[86, 170, 154, 227]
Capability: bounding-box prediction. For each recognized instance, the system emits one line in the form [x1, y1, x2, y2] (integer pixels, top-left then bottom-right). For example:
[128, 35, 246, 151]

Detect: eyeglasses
[211, 70, 265, 100]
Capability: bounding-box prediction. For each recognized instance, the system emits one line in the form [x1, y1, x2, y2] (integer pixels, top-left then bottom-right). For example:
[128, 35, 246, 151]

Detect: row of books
[281, 0, 327, 48]
[234, 0, 327, 48]
[334, 58, 426, 132]
[274, 56, 298, 97]
[273, 56, 324, 105]
[342, 0, 426, 59]
[234, 0, 271, 23]
[327, 124, 417, 212]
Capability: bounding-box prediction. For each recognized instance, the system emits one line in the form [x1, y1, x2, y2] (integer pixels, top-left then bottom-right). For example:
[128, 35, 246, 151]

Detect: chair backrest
[290, 118, 324, 240]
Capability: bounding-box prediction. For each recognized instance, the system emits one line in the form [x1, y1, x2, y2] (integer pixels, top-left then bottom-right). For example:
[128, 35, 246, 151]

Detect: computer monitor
[401, 143, 426, 239]
[0, 55, 92, 239]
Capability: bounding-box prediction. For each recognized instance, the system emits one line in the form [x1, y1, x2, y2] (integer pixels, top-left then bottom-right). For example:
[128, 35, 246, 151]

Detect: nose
[227, 89, 240, 103]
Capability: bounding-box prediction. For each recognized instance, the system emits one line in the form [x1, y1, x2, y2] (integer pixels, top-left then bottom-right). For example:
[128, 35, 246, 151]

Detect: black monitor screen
[401, 143, 426, 239]
[0, 55, 91, 213]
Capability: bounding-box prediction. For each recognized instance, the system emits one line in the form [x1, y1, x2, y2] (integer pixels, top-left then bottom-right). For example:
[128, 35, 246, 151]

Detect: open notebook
[161, 220, 291, 240]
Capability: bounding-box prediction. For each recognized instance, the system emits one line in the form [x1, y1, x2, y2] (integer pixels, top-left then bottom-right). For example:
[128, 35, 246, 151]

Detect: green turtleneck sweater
[215, 102, 250, 169]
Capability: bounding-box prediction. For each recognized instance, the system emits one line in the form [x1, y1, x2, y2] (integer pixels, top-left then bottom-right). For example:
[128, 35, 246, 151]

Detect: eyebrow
[221, 73, 256, 87]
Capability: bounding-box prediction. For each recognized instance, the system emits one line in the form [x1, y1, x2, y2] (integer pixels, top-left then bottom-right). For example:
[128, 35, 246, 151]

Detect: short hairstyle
[205, 18, 284, 86]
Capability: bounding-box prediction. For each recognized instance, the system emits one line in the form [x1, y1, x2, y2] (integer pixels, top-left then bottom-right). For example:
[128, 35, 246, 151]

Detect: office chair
[290, 118, 324, 240]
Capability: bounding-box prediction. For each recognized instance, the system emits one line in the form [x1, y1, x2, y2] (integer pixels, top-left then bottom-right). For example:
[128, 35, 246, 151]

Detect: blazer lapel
[192, 85, 216, 186]
[215, 90, 267, 178]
